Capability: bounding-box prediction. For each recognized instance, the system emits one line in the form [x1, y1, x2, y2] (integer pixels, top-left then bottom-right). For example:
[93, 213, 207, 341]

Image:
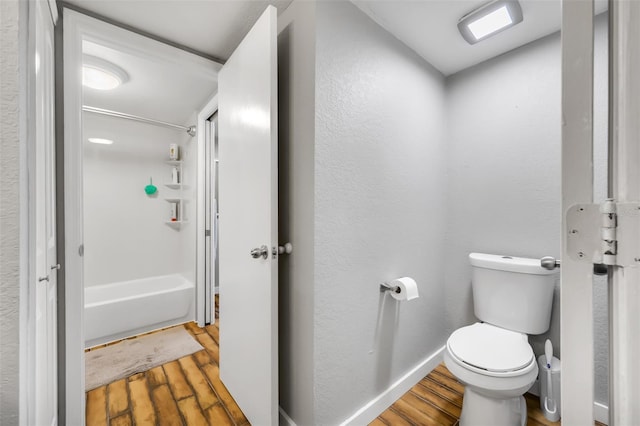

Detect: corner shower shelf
[165, 220, 188, 228]
[164, 183, 188, 190]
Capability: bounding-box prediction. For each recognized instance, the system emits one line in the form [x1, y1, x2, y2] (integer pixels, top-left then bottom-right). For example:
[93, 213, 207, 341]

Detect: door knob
[38, 275, 50, 282]
[250, 245, 269, 259]
[51, 264, 61, 270]
[278, 243, 293, 255]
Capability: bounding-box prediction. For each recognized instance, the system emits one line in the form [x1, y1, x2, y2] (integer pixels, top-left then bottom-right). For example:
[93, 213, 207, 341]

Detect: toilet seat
[447, 323, 534, 376]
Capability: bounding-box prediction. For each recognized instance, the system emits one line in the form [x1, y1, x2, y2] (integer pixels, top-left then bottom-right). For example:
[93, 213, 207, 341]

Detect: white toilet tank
[470, 253, 558, 335]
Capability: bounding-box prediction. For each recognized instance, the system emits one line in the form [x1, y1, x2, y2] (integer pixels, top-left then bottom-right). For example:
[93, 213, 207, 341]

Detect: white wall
[0, 0, 25, 422]
[444, 14, 609, 405]
[83, 112, 196, 286]
[180, 112, 198, 286]
[277, 2, 317, 425]
[314, 2, 448, 424]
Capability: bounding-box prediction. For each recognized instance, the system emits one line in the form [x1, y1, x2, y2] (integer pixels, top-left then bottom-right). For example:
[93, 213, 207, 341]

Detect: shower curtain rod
[83, 105, 196, 137]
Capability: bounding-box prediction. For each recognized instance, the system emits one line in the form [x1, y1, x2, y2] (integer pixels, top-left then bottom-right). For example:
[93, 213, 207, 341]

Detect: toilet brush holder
[538, 355, 561, 422]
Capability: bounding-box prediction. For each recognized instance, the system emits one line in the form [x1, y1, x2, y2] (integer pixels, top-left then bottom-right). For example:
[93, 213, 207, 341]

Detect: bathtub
[85, 274, 194, 348]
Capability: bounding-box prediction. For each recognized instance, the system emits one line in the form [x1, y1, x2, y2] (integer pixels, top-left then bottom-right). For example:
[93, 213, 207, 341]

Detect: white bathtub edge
[85, 317, 195, 349]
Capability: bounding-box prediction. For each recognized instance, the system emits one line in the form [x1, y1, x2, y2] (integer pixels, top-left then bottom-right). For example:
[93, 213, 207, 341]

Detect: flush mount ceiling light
[458, 0, 523, 45]
[87, 137, 114, 145]
[82, 55, 129, 90]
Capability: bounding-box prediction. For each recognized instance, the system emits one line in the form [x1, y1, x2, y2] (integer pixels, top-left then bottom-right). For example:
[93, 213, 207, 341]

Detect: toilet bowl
[444, 253, 558, 426]
[444, 323, 539, 426]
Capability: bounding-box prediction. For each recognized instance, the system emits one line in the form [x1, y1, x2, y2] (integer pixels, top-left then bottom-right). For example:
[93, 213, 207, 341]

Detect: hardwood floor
[85, 320, 248, 426]
[372, 363, 606, 426]
[87, 315, 603, 426]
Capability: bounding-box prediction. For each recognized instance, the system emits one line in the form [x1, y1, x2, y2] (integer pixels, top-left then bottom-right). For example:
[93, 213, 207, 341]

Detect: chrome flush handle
[540, 256, 561, 270]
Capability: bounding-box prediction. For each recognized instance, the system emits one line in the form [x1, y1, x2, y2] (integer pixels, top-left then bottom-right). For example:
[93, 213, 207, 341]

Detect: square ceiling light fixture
[458, 0, 523, 44]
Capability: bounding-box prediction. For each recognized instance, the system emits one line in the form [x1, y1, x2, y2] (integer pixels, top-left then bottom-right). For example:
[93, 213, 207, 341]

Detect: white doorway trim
[560, 0, 595, 423]
[608, 0, 640, 421]
[62, 11, 87, 424]
[196, 94, 218, 327]
[62, 9, 221, 423]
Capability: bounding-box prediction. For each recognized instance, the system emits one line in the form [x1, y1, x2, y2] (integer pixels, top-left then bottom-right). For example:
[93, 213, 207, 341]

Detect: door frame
[608, 0, 640, 422]
[561, 0, 595, 423]
[61, 10, 221, 422]
[23, 0, 59, 424]
[196, 94, 219, 327]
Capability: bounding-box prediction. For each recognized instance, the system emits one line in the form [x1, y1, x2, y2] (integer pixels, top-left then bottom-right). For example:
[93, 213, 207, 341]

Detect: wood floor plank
[403, 391, 457, 425]
[128, 376, 156, 426]
[205, 324, 219, 344]
[151, 384, 183, 426]
[193, 349, 212, 366]
[411, 383, 462, 419]
[527, 417, 548, 426]
[419, 377, 463, 407]
[205, 403, 234, 426]
[107, 379, 129, 418]
[369, 417, 388, 426]
[434, 364, 457, 380]
[184, 321, 205, 335]
[378, 407, 412, 426]
[177, 396, 209, 426]
[109, 413, 132, 426]
[128, 372, 145, 382]
[147, 366, 167, 388]
[163, 360, 194, 401]
[195, 332, 220, 364]
[393, 397, 447, 426]
[428, 370, 466, 394]
[86, 386, 108, 426]
[179, 355, 218, 410]
[201, 363, 248, 425]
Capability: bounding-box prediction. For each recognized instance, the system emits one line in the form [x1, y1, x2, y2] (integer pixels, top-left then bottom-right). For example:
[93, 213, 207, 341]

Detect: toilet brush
[544, 339, 557, 415]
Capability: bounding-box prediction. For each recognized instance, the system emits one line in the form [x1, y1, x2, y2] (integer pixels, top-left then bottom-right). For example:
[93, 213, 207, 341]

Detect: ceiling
[83, 39, 218, 127]
[352, 0, 608, 76]
[66, 0, 293, 62]
[69, 0, 608, 78]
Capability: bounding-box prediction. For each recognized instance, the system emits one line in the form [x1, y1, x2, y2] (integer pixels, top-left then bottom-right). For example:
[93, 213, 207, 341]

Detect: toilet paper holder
[380, 282, 401, 294]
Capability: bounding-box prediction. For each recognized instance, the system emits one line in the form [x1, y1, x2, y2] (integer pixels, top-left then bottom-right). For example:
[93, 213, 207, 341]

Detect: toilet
[444, 253, 558, 426]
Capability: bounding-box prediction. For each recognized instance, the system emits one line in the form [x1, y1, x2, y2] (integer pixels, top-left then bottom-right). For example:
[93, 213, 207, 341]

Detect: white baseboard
[279, 406, 297, 426]
[338, 346, 446, 426]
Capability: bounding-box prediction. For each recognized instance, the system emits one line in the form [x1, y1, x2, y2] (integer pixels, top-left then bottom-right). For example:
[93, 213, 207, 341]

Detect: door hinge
[566, 199, 640, 268]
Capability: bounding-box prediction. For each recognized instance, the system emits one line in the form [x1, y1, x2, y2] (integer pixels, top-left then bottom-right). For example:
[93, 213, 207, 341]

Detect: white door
[34, 1, 58, 424]
[218, 6, 278, 425]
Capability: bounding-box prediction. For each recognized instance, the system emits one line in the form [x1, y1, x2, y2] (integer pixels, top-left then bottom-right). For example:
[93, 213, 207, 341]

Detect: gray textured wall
[314, 2, 449, 424]
[1, 0, 25, 423]
[444, 14, 609, 405]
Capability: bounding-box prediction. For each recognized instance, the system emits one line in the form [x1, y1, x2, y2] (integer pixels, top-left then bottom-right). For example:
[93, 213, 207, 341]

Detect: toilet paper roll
[389, 277, 419, 301]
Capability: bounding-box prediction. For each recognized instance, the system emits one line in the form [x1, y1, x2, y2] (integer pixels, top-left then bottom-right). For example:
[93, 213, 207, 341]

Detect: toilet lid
[447, 323, 534, 373]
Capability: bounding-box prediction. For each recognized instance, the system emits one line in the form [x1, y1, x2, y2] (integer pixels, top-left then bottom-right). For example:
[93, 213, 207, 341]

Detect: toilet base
[459, 387, 527, 426]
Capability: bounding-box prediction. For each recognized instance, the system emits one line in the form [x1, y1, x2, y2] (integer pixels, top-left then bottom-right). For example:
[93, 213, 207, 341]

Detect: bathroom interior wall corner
[277, 1, 317, 425]
[443, 12, 609, 406]
[314, 2, 448, 424]
[0, 0, 24, 422]
[179, 111, 198, 287]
